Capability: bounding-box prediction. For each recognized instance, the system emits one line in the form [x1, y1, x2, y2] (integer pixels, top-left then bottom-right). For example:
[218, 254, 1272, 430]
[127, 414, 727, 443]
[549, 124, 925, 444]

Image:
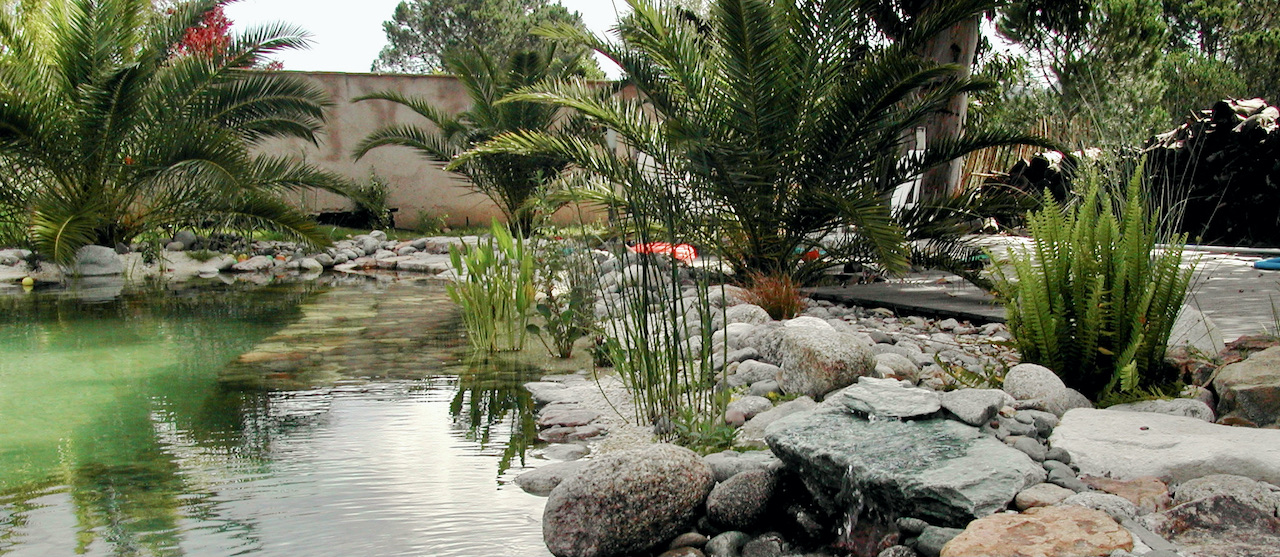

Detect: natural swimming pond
[0, 277, 551, 556]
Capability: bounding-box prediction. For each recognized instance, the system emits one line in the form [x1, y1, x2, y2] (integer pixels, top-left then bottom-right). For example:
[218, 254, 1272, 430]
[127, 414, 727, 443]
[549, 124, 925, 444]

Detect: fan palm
[353, 46, 589, 234]
[0, 0, 354, 263]
[458, 0, 1048, 282]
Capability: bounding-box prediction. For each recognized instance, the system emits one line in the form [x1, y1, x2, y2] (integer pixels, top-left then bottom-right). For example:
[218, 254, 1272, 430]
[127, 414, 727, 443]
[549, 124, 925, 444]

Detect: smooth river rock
[765, 406, 1044, 526]
[1050, 408, 1280, 485]
[940, 506, 1132, 557]
[774, 325, 876, 399]
[70, 245, 123, 276]
[1213, 346, 1280, 426]
[544, 444, 714, 557]
[1108, 398, 1215, 422]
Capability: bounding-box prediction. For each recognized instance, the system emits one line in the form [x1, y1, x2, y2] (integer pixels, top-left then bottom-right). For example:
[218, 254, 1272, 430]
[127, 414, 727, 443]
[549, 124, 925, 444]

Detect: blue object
[1255, 257, 1280, 270]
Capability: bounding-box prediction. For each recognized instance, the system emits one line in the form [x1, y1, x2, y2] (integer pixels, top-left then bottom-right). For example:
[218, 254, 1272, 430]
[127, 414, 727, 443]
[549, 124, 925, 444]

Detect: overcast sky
[223, 0, 629, 75]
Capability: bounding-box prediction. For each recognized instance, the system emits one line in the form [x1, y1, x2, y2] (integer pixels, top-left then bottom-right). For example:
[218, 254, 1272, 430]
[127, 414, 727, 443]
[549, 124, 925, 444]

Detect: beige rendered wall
[258, 71, 506, 230]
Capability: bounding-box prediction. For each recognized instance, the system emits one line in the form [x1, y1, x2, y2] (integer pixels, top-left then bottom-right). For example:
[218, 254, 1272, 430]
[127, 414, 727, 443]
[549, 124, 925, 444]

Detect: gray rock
[1004, 363, 1094, 417]
[1042, 459, 1074, 477]
[703, 450, 781, 483]
[1046, 447, 1072, 464]
[312, 253, 334, 267]
[543, 444, 589, 461]
[538, 406, 601, 428]
[914, 526, 963, 557]
[1011, 436, 1047, 462]
[726, 396, 774, 426]
[1213, 346, 1280, 427]
[732, 360, 782, 387]
[525, 381, 571, 404]
[231, 255, 274, 272]
[1109, 398, 1215, 422]
[707, 469, 777, 529]
[1173, 474, 1280, 516]
[358, 236, 380, 255]
[871, 343, 923, 360]
[516, 460, 588, 496]
[299, 258, 323, 272]
[165, 241, 185, 251]
[1050, 408, 1280, 485]
[70, 245, 123, 276]
[838, 377, 942, 419]
[1014, 482, 1075, 510]
[705, 531, 751, 557]
[1063, 492, 1141, 521]
[765, 407, 1045, 526]
[669, 532, 709, 550]
[1047, 468, 1090, 492]
[740, 532, 784, 557]
[1141, 494, 1280, 557]
[875, 353, 919, 381]
[721, 304, 772, 327]
[941, 389, 1013, 427]
[1018, 409, 1060, 436]
[737, 396, 817, 448]
[749, 380, 781, 397]
[775, 326, 876, 399]
[1168, 304, 1226, 357]
[396, 245, 419, 256]
[173, 230, 197, 248]
[544, 444, 714, 557]
[896, 517, 929, 536]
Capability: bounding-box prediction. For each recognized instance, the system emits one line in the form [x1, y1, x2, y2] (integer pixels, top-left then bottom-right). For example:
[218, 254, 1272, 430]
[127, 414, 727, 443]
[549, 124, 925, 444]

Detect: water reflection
[448, 355, 543, 476]
[0, 279, 552, 556]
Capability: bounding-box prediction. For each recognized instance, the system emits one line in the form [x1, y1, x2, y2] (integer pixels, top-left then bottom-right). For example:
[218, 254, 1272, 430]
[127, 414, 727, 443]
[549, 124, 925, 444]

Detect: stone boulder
[941, 389, 1014, 427]
[544, 444, 715, 557]
[835, 377, 941, 419]
[1081, 475, 1172, 515]
[1142, 494, 1280, 557]
[1213, 346, 1280, 426]
[1168, 304, 1226, 356]
[736, 397, 816, 448]
[1002, 363, 1092, 417]
[765, 406, 1045, 526]
[1050, 408, 1280, 485]
[940, 506, 1132, 557]
[774, 326, 876, 399]
[1108, 398, 1215, 422]
[70, 245, 123, 276]
[706, 469, 777, 530]
[703, 450, 781, 483]
[232, 255, 275, 272]
[516, 460, 589, 496]
[1013, 482, 1074, 510]
[1172, 474, 1280, 515]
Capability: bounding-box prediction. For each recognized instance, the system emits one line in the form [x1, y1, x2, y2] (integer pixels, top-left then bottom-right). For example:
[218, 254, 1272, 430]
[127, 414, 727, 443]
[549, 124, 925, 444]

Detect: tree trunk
[918, 15, 981, 201]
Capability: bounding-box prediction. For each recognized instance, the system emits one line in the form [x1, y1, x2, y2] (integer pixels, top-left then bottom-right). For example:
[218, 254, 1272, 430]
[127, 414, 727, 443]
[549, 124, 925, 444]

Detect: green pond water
[0, 278, 551, 556]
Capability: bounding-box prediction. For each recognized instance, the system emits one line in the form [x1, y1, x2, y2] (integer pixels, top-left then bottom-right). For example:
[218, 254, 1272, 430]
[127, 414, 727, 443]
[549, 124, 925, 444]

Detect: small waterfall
[833, 465, 901, 556]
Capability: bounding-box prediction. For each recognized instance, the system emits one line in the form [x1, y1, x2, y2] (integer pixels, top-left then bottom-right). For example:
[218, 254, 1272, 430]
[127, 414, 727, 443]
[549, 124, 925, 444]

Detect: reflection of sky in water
[0, 283, 550, 557]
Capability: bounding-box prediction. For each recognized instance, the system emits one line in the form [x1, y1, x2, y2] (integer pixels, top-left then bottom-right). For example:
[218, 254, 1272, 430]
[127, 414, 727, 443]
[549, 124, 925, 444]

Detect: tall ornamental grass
[992, 164, 1194, 400]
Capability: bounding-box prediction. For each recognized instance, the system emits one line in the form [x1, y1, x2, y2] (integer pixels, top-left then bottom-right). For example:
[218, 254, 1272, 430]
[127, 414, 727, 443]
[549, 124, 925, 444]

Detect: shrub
[992, 163, 1194, 400]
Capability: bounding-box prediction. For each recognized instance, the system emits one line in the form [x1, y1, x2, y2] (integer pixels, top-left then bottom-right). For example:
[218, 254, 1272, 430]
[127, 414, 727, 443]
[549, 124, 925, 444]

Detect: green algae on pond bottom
[0, 279, 554, 557]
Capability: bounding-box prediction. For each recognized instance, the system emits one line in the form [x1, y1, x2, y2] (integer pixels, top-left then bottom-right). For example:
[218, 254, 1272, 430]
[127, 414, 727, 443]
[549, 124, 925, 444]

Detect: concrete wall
[258, 71, 506, 230]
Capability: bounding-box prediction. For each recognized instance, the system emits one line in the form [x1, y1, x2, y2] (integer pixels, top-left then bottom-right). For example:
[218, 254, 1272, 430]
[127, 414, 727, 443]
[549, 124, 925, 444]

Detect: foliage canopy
[0, 0, 355, 263]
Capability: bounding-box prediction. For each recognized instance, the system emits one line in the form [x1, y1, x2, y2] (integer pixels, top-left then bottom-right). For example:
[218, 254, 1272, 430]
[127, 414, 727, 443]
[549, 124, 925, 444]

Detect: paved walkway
[808, 240, 1280, 344]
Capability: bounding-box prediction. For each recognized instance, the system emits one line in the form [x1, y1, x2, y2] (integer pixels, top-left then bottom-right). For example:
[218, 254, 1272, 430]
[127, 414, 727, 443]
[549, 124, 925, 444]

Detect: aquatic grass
[991, 162, 1195, 400]
[446, 220, 535, 352]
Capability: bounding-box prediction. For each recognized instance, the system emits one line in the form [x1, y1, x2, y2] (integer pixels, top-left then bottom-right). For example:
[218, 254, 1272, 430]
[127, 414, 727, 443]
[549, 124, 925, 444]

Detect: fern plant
[991, 163, 1194, 400]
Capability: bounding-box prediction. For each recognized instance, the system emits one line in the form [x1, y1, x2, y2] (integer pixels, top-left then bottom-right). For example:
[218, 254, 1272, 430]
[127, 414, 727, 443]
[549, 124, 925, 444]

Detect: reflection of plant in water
[448, 355, 541, 475]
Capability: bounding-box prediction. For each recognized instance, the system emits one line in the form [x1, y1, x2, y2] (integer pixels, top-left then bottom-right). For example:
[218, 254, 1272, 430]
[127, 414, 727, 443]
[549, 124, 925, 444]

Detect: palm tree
[459, 0, 1046, 282]
[0, 0, 354, 263]
[353, 45, 590, 234]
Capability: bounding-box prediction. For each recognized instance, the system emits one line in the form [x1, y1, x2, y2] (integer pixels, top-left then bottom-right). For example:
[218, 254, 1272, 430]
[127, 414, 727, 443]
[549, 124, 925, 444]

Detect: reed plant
[446, 220, 535, 352]
[743, 271, 806, 320]
[991, 163, 1194, 400]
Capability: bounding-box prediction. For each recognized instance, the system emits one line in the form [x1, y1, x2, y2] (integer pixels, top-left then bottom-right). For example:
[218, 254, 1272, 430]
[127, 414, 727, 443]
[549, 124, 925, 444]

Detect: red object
[800, 249, 822, 262]
[629, 242, 697, 263]
[176, 5, 232, 58]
